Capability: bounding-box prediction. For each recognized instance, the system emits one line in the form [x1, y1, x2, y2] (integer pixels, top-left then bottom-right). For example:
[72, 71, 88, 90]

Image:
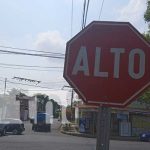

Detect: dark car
[139, 131, 150, 142]
[0, 118, 25, 135]
[0, 128, 5, 136]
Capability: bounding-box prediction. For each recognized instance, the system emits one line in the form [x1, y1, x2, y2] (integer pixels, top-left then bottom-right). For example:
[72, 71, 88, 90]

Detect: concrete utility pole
[61, 85, 74, 121]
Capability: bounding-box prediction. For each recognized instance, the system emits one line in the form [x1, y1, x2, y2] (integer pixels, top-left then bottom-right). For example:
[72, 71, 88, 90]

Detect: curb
[61, 130, 95, 138]
[61, 130, 139, 141]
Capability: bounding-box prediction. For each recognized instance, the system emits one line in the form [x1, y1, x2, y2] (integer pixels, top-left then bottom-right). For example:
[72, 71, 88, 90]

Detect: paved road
[0, 121, 149, 150]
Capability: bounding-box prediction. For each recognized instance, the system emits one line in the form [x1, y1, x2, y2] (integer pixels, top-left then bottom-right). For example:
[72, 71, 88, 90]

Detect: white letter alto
[94, 47, 108, 77]
[111, 48, 125, 78]
[72, 46, 89, 76]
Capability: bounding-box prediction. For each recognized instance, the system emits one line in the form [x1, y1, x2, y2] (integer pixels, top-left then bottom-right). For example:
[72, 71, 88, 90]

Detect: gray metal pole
[96, 106, 111, 150]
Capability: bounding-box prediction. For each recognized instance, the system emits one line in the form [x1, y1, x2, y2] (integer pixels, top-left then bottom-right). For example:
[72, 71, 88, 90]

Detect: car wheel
[2, 129, 6, 136]
[12, 129, 18, 135]
[0, 131, 3, 136]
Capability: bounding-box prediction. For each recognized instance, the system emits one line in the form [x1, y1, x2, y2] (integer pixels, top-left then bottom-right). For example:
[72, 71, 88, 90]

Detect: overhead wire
[0, 45, 65, 56]
[0, 79, 60, 90]
[0, 65, 63, 72]
[0, 62, 63, 69]
[81, 0, 87, 30]
[81, 0, 90, 29]
[0, 49, 65, 59]
[98, 0, 105, 20]
[71, 0, 74, 37]
[83, 0, 90, 28]
[0, 76, 66, 85]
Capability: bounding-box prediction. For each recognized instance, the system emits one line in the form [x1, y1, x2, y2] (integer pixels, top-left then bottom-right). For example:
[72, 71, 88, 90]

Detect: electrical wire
[71, 0, 74, 37]
[0, 45, 65, 56]
[82, 0, 87, 30]
[83, 0, 90, 28]
[0, 65, 63, 72]
[0, 49, 65, 59]
[0, 62, 63, 69]
[81, 0, 90, 29]
[98, 0, 105, 20]
[0, 79, 59, 90]
[0, 76, 66, 85]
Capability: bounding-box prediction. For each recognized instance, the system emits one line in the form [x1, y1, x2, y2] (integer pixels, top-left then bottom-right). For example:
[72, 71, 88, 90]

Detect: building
[76, 101, 150, 137]
[16, 95, 35, 121]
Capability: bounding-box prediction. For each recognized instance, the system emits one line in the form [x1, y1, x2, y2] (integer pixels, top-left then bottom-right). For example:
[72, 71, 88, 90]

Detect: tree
[144, 1, 150, 23]
[143, 1, 150, 41]
[138, 89, 150, 109]
[50, 99, 60, 118]
[143, 32, 150, 41]
[36, 94, 50, 112]
[139, 1, 150, 107]
[35, 94, 60, 118]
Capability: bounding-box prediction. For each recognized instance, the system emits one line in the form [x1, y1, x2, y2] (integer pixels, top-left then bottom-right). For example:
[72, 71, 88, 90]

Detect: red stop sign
[64, 21, 150, 107]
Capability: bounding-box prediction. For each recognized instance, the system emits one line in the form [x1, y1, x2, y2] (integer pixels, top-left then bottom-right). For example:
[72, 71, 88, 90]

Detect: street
[0, 120, 149, 150]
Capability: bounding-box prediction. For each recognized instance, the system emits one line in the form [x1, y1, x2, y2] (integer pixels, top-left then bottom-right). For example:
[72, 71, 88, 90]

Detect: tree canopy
[144, 1, 150, 22]
[137, 1, 150, 107]
[35, 94, 60, 118]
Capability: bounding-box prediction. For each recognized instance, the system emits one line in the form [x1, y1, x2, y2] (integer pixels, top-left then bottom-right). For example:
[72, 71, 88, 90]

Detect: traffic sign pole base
[96, 106, 111, 150]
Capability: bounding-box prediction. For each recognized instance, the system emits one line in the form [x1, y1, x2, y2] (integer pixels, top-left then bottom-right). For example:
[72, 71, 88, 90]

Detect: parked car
[0, 118, 25, 135]
[139, 131, 150, 142]
[0, 128, 5, 136]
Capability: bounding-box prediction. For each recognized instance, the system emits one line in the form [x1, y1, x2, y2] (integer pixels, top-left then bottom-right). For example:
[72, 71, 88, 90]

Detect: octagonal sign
[64, 21, 150, 107]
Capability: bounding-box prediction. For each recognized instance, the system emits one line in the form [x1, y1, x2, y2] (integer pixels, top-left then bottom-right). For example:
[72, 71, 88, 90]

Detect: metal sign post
[96, 106, 111, 150]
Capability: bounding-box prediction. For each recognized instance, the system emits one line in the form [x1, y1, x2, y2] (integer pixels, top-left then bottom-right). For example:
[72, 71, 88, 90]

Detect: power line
[83, 0, 90, 28]
[0, 45, 65, 56]
[0, 76, 66, 85]
[81, 0, 90, 29]
[98, 0, 105, 20]
[42, 81, 65, 84]
[21, 89, 61, 91]
[82, 0, 87, 30]
[0, 79, 59, 90]
[0, 49, 65, 59]
[13, 76, 41, 84]
[71, 0, 74, 37]
[0, 65, 63, 72]
[0, 62, 63, 69]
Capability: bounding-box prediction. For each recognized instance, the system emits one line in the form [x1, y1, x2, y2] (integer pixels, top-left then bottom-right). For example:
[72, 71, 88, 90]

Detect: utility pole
[61, 85, 74, 121]
[96, 106, 111, 150]
[70, 89, 74, 121]
[4, 78, 7, 95]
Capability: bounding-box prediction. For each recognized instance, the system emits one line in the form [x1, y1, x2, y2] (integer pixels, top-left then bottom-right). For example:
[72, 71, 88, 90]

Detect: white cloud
[34, 30, 66, 53]
[119, 0, 146, 21]
[117, 0, 148, 32]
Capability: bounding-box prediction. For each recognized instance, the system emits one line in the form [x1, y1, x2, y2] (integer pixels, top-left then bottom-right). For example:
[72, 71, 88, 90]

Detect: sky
[0, 0, 148, 105]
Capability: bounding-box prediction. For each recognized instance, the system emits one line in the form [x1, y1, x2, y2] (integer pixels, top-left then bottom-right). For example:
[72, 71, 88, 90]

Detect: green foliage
[143, 32, 150, 41]
[143, 1, 150, 39]
[36, 94, 50, 112]
[144, 1, 150, 22]
[35, 94, 60, 118]
[51, 99, 60, 118]
[138, 89, 150, 109]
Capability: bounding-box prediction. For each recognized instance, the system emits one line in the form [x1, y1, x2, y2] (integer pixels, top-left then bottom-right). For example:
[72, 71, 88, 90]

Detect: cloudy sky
[0, 0, 148, 105]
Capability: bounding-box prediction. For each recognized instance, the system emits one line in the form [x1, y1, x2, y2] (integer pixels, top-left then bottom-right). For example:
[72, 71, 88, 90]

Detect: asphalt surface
[0, 120, 149, 150]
